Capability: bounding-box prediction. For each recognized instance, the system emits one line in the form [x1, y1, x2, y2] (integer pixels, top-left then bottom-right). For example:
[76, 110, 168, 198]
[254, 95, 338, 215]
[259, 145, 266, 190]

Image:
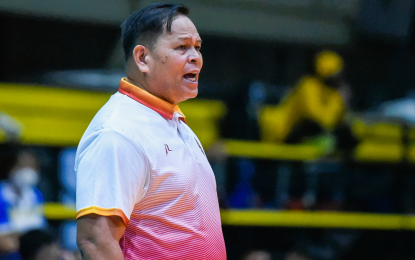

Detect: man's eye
[195, 46, 201, 51]
[178, 45, 186, 50]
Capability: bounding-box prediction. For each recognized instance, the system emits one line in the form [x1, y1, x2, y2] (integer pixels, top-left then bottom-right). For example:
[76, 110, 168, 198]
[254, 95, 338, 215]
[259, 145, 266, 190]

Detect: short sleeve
[75, 129, 149, 225]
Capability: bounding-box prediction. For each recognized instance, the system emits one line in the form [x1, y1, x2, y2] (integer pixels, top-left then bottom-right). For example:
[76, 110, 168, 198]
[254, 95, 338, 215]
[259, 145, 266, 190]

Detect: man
[75, 3, 226, 260]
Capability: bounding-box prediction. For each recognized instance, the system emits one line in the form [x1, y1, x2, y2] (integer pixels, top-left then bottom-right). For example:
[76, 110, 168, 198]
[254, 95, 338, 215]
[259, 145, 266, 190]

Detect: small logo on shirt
[165, 144, 173, 155]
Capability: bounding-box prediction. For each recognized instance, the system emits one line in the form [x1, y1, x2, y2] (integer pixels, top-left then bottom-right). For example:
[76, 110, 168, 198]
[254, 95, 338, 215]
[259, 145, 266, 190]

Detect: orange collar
[118, 78, 185, 120]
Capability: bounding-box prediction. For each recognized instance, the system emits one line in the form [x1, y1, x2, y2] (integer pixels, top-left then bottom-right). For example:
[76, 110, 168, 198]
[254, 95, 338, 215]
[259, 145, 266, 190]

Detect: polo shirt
[75, 78, 226, 260]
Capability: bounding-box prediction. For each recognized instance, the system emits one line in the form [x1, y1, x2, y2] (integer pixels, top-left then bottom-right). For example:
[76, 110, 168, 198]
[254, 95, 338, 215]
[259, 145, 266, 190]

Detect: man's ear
[133, 45, 149, 73]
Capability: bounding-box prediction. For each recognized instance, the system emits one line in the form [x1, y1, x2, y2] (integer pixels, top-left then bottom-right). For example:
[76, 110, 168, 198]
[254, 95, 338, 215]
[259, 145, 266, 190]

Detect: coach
[75, 3, 226, 260]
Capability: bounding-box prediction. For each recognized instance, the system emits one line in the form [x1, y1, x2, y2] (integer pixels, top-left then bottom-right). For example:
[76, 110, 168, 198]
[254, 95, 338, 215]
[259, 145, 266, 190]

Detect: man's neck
[125, 77, 147, 92]
[124, 76, 178, 106]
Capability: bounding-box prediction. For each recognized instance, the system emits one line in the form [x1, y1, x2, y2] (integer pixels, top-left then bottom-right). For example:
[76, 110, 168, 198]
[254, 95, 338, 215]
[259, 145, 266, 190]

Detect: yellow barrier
[220, 210, 406, 230]
[0, 83, 111, 145]
[43, 203, 415, 230]
[0, 83, 225, 148]
[224, 140, 324, 161]
[44, 203, 76, 220]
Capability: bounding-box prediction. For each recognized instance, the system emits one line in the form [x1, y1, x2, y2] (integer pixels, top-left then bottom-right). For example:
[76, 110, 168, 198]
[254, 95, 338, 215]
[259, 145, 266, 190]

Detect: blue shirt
[0, 182, 46, 234]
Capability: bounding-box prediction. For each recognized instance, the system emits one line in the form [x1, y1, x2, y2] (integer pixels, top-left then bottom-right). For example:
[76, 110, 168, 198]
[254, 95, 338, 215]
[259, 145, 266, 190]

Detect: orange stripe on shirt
[76, 206, 129, 226]
[119, 78, 185, 120]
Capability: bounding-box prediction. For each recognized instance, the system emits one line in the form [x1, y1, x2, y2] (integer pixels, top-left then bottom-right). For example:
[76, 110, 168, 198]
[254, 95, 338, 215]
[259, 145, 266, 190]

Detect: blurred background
[0, 0, 415, 259]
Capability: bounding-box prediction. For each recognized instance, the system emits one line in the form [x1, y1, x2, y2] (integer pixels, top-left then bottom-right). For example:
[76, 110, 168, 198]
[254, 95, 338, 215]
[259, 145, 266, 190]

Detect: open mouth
[183, 73, 197, 82]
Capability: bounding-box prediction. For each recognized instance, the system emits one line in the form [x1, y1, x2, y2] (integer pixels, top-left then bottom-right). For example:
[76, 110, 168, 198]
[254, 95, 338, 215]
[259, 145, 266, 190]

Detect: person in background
[260, 50, 357, 154]
[242, 250, 272, 260]
[0, 150, 46, 256]
[259, 50, 358, 212]
[19, 229, 60, 260]
[19, 229, 80, 260]
[0, 113, 22, 142]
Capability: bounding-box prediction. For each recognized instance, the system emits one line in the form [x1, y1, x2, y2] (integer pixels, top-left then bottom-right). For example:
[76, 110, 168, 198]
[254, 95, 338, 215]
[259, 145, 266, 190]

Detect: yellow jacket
[260, 76, 346, 143]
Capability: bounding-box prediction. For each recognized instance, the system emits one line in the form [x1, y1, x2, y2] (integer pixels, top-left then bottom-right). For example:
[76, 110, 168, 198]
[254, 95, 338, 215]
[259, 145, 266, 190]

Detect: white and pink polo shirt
[75, 78, 226, 259]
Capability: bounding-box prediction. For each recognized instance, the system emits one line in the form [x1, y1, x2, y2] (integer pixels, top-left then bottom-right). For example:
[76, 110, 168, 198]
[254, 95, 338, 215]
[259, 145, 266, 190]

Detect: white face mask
[11, 167, 39, 190]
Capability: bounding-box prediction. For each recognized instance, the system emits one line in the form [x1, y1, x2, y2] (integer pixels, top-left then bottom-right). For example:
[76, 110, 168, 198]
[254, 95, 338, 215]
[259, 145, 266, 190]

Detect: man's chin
[179, 88, 198, 103]
[186, 91, 198, 100]
[188, 88, 198, 98]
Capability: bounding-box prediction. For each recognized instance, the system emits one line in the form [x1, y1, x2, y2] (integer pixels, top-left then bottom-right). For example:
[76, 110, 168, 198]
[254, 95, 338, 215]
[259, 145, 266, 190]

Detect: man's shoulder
[74, 128, 144, 170]
[78, 99, 159, 148]
[86, 92, 160, 136]
[76, 92, 171, 160]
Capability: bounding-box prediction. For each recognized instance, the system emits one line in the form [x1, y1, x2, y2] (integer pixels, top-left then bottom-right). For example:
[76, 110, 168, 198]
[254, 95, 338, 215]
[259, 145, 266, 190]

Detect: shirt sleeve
[75, 129, 149, 225]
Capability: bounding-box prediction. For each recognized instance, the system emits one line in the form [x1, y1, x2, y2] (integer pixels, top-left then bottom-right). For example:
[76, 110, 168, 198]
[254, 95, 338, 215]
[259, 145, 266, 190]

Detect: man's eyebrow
[178, 37, 202, 43]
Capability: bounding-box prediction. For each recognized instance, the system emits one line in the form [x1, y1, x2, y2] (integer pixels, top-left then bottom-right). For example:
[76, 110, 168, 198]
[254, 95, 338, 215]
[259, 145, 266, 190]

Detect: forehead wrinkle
[176, 36, 202, 44]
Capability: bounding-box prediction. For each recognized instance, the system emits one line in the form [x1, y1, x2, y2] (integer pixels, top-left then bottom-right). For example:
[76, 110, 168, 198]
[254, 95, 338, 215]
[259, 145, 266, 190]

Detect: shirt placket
[175, 114, 198, 160]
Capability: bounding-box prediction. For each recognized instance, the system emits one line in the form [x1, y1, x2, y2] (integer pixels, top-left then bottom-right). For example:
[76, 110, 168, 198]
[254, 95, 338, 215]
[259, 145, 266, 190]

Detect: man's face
[146, 15, 202, 105]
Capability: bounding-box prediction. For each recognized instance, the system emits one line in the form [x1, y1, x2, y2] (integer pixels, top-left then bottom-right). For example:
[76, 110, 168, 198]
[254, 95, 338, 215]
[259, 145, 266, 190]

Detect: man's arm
[77, 214, 126, 260]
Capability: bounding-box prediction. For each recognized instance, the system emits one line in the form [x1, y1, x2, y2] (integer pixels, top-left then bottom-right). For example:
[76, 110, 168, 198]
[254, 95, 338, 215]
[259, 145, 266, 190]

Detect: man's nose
[188, 48, 202, 64]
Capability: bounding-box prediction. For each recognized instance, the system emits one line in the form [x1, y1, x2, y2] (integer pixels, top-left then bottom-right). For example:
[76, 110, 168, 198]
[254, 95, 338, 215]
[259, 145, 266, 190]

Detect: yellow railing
[220, 210, 412, 230]
[224, 140, 324, 161]
[0, 83, 225, 148]
[44, 203, 415, 230]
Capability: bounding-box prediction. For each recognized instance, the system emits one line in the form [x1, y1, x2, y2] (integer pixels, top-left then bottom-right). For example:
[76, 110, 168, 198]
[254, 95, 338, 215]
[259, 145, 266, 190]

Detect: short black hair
[19, 229, 56, 260]
[121, 3, 189, 61]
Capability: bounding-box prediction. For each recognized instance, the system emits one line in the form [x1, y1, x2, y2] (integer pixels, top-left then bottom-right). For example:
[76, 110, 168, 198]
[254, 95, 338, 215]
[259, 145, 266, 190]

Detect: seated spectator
[19, 229, 79, 260]
[0, 113, 22, 141]
[19, 229, 60, 260]
[260, 50, 357, 153]
[243, 250, 272, 260]
[0, 150, 46, 255]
